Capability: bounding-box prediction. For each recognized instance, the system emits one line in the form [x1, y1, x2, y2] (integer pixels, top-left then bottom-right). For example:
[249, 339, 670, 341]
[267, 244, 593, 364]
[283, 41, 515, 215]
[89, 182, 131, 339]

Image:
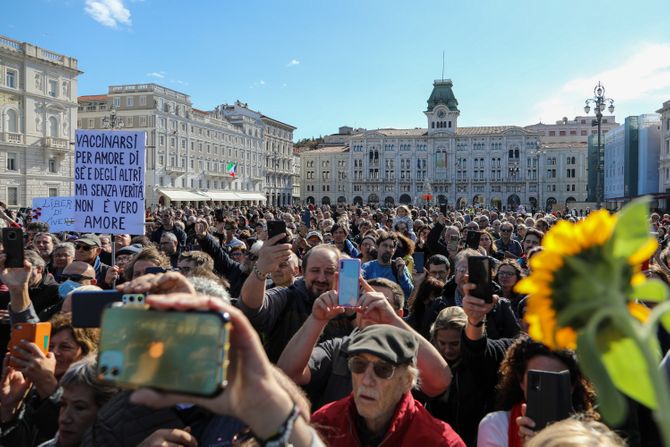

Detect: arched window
[514, 149, 519, 158]
[49, 117, 59, 137]
[7, 109, 18, 133]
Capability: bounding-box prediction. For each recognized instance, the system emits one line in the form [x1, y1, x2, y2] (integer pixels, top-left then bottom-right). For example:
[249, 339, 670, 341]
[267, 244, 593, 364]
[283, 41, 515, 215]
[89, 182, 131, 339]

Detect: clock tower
[425, 79, 459, 135]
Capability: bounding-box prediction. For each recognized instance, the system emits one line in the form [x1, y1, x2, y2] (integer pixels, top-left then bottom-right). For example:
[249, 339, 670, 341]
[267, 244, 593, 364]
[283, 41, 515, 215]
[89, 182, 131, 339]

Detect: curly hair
[50, 312, 100, 356]
[124, 246, 170, 279]
[495, 334, 597, 418]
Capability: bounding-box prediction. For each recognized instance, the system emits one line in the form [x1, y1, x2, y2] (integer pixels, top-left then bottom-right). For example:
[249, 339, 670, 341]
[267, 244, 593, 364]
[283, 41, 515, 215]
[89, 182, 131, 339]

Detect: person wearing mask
[72, 235, 110, 288]
[361, 231, 414, 299]
[311, 324, 465, 446]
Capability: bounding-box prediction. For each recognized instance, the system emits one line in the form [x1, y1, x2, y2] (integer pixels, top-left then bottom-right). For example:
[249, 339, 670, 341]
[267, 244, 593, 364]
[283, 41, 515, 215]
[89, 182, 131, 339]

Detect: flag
[226, 162, 237, 177]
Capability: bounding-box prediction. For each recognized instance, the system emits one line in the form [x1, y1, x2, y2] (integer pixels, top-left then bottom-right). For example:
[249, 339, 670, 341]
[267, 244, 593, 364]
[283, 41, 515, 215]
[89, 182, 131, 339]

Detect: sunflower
[515, 207, 658, 350]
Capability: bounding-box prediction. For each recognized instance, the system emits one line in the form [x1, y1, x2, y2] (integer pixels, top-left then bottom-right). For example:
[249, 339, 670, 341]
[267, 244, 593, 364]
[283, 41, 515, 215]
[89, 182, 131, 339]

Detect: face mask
[58, 280, 80, 299]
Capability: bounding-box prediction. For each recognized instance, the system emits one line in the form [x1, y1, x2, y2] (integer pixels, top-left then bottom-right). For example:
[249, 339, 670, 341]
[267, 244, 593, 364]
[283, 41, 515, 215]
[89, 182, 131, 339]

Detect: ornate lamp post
[584, 82, 614, 208]
[101, 108, 125, 130]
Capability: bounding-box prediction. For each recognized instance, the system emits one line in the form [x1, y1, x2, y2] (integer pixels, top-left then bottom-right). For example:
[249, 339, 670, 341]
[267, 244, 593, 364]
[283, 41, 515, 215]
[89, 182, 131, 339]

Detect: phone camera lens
[111, 368, 120, 376]
[7, 233, 16, 241]
[129, 296, 135, 302]
[100, 365, 108, 374]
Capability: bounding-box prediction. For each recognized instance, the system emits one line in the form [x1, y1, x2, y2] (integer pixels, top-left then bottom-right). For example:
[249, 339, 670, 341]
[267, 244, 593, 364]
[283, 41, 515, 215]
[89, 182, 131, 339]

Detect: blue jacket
[361, 260, 414, 298]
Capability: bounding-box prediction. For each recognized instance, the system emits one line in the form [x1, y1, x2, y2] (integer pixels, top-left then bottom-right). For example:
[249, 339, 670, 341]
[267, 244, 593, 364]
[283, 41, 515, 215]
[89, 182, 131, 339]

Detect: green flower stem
[612, 299, 670, 447]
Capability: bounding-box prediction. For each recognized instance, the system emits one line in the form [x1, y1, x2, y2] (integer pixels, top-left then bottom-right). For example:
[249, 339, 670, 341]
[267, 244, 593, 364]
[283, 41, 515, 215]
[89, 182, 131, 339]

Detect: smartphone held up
[338, 258, 361, 307]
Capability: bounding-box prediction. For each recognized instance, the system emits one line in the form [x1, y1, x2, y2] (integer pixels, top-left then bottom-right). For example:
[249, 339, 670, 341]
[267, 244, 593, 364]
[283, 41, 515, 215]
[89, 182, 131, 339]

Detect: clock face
[437, 110, 446, 118]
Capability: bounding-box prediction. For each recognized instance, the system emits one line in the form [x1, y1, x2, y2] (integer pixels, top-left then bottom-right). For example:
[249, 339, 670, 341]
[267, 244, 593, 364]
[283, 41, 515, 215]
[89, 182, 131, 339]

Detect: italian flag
[226, 162, 237, 177]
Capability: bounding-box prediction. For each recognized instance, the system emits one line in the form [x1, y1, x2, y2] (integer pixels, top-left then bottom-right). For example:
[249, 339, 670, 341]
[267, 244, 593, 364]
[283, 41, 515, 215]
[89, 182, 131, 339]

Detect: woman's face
[434, 328, 462, 363]
[479, 233, 492, 251]
[497, 266, 519, 290]
[332, 228, 347, 243]
[397, 208, 408, 217]
[57, 384, 99, 447]
[50, 330, 84, 377]
[522, 355, 569, 400]
[53, 249, 74, 269]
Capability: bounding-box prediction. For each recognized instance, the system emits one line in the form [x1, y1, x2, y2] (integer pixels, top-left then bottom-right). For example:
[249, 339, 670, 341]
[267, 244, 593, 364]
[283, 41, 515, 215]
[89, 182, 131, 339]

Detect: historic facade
[657, 100, 670, 210]
[0, 34, 81, 207]
[79, 86, 296, 207]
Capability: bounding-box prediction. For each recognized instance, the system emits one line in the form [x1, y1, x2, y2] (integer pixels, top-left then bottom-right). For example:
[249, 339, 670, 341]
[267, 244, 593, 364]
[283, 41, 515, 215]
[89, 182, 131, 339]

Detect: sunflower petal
[628, 238, 658, 265]
[627, 302, 651, 323]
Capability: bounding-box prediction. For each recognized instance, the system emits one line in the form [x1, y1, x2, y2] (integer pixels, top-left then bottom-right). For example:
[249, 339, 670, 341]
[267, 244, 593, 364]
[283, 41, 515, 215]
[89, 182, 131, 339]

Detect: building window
[127, 96, 134, 107]
[48, 159, 56, 173]
[7, 187, 18, 206]
[49, 117, 59, 137]
[7, 109, 18, 133]
[88, 119, 94, 128]
[113, 97, 121, 108]
[7, 153, 17, 171]
[48, 80, 58, 97]
[139, 95, 146, 106]
[48, 187, 58, 197]
[548, 131, 556, 136]
[6, 70, 16, 89]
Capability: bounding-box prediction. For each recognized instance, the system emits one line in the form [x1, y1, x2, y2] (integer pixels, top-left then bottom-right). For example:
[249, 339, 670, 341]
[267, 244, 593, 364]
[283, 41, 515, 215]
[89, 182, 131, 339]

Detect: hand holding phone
[2, 228, 24, 268]
[267, 220, 288, 244]
[8, 322, 51, 368]
[467, 256, 493, 303]
[338, 259, 361, 307]
[466, 230, 481, 249]
[526, 369, 572, 430]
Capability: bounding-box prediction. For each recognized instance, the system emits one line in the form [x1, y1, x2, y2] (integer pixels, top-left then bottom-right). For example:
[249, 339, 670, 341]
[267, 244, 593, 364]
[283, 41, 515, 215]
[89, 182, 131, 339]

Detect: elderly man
[270, 252, 300, 288]
[73, 234, 110, 287]
[32, 232, 59, 269]
[151, 208, 187, 250]
[51, 242, 75, 282]
[494, 222, 522, 258]
[159, 232, 180, 268]
[312, 325, 465, 446]
[278, 278, 451, 410]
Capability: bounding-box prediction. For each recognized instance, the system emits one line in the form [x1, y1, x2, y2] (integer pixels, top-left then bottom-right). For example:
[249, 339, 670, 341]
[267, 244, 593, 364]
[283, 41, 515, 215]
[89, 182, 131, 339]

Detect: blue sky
[4, 0, 670, 139]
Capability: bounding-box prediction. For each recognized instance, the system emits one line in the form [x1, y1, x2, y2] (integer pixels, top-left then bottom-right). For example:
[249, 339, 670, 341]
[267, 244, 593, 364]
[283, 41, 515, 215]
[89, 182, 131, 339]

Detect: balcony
[43, 137, 69, 152]
[165, 164, 186, 175]
[2, 132, 23, 145]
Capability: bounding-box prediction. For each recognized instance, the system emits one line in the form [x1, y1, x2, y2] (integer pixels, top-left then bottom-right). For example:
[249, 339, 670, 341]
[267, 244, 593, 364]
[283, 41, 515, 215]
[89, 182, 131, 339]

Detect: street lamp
[102, 109, 125, 130]
[584, 82, 614, 208]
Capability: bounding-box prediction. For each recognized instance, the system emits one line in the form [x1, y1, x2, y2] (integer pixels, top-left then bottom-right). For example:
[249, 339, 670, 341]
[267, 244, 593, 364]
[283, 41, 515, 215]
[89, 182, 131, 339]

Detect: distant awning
[206, 191, 241, 201]
[234, 192, 267, 202]
[157, 189, 210, 202]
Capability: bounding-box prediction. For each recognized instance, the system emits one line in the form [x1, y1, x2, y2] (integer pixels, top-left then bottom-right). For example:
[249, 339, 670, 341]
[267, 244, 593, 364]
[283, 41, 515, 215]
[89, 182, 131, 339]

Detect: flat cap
[345, 324, 418, 365]
[75, 233, 101, 247]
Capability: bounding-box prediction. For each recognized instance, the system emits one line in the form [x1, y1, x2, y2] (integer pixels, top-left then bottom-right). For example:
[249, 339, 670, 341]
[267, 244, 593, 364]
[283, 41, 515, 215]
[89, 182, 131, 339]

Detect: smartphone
[413, 251, 425, 273]
[467, 256, 493, 303]
[301, 210, 311, 228]
[267, 220, 288, 244]
[466, 230, 481, 249]
[97, 305, 230, 396]
[214, 209, 225, 222]
[2, 228, 24, 268]
[338, 258, 361, 307]
[526, 369, 573, 430]
[8, 322, 51, 368]
[72, 290, 125, 328]
[440, 204, 448, 216]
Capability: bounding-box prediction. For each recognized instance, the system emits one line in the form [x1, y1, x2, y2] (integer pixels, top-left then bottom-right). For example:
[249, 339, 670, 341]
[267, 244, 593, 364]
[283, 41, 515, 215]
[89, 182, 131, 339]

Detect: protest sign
[74, 130, 146, 235]
[31, 196, 75, 232]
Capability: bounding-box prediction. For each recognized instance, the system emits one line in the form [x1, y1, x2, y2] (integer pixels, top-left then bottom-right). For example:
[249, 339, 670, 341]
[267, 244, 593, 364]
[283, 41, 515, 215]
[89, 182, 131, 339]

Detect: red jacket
[312, 392, 465, 447]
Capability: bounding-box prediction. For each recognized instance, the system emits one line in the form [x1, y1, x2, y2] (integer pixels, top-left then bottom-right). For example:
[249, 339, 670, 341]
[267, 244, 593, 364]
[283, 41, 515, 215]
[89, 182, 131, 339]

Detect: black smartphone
[214, 209, 225, 222]
[413, 251, 425, 273]
[98, 305, 230, 397]
[2, 228, 24, 268]
[467, 256, 493, 303]
[72, 290, 123, 328]
[526, 369, 573, 430]
[301, 210, 311, 228]
[466, 230, 481, 249]
[440, 204, 448, 216]
[267, 220, 288, 244]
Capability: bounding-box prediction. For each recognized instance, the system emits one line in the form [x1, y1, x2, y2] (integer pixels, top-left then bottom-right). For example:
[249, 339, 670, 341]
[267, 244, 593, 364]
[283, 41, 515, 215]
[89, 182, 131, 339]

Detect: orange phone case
[8, 322, 51, 368]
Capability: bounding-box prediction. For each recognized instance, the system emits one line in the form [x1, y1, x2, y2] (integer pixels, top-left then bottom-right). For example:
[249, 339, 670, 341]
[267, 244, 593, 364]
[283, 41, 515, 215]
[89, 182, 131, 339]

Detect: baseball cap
[345, 324, 418, 365]
[75, 234, 101, 247]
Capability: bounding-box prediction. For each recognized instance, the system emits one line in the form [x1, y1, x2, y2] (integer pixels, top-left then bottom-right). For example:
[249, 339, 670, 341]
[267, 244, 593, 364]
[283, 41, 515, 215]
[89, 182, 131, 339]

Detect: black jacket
[151, 225, 187, 250]
[427, 333, 514, 446]
[197, 234, 247, 298]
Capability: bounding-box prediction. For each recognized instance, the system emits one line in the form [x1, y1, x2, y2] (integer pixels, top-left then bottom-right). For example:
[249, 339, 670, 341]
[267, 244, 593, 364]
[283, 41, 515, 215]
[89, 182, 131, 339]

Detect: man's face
[303, 250, 338, 299]
[162, 212, 174, 227]
[427, 263, 450, 282]
[160, 236, 177, 255]
[177, 259, 196, 275]
[377, 240, 396, 265]
[434, 328, 462, 363]
[53, 249, 74, 269]
[332, 228, 347, 243]
[34, 235, 54, 258]
[99, 237, 112, 253]
[115, 254, 132, 271]
[114, 234, 130, 249]
[523, 234, 541, 253]
[61, 262, 96, 286]
[454, 259, 468, 293]
[351, 352, 411, 427]
[499, 225, 513, 241]
[271, 257, 299, 287]
[74, 243, 100, 264]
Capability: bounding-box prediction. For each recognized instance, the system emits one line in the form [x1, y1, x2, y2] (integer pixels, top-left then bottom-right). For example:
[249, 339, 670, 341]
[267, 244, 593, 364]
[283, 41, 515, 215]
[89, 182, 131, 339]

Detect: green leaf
[661, 307, 670, 333]
[576, 331, 627, 425]
[632, 279, 669, 303]
[612, 197, 652, 260]
[596, 325, 657, 409]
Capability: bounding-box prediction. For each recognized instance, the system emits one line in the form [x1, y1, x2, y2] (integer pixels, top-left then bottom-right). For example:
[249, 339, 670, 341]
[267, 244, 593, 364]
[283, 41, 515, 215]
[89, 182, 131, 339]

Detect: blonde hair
[527, 417, 625, 447]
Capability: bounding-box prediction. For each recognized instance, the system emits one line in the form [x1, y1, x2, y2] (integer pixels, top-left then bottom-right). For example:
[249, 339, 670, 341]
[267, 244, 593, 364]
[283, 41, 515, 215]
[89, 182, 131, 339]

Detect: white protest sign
[31, 196, 75, 232]
[74, 130, 146, 235]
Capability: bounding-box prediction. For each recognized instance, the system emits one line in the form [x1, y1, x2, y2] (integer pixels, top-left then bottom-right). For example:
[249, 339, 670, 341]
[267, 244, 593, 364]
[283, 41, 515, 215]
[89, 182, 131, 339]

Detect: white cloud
[531, 43, 670, 122]
[287, 59, 300, 67]
[84, 0, 131, 28]
[259, 80, 266, 85]
[146, 71, 165, 79]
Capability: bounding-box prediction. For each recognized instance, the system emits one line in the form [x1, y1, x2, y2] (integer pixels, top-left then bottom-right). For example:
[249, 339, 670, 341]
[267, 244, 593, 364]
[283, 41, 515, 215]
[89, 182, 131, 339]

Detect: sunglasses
[75, 244, 95, 251]
[348, 356, 397, 379]
[246, 253, 258, 261]
[61, 274, 94, 282]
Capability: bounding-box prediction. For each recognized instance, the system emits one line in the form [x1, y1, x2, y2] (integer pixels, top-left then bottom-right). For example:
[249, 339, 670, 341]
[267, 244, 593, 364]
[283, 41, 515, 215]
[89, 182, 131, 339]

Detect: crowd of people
[0, 200, 669, 446]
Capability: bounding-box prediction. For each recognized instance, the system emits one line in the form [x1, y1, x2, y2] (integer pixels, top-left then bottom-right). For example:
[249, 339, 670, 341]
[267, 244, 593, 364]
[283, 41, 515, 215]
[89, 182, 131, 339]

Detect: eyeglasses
[246, 253, 258, 261]
[500, 229, 512, 233]
[75, 244, 94, 251]
[60, 274, 94, 282]
[348, 356, 397, 379]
